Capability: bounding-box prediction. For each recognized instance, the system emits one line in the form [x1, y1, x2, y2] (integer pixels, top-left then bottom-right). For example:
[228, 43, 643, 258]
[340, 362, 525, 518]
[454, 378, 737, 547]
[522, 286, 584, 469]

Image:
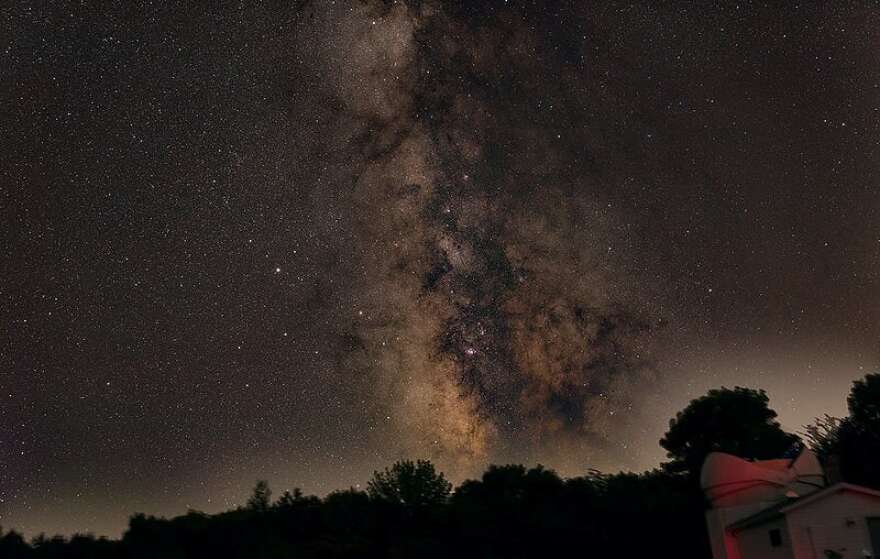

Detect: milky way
[317, 2, 664, 475]
[3, 0, 880, 538]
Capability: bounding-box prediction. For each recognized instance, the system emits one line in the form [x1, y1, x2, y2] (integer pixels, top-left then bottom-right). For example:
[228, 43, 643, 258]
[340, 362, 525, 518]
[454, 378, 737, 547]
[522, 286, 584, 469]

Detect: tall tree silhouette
[367, 460, 451, 507]
[247, 480, 272, 513]
[834, 373, 880, 488]
[0, 529, 30, 558]
[660, 386, 799, 480]
[849, 373, 880, 427]
[804, 414, 844, 480]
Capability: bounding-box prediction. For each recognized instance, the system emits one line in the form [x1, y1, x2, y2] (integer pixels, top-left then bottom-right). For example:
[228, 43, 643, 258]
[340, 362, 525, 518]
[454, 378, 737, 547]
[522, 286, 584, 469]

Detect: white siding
[736, 519, 794, 559]
[784, 490, 880, 559]
[708, 504, 778, 559]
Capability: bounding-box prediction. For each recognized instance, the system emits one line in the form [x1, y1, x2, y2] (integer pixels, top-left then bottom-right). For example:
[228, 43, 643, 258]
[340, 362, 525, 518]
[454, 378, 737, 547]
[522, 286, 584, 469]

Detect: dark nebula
[2, 0, 879, 537]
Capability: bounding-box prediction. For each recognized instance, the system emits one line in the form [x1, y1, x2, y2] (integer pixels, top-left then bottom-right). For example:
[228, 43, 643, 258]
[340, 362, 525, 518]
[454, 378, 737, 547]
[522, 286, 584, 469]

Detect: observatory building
[701, 449, 880, 559]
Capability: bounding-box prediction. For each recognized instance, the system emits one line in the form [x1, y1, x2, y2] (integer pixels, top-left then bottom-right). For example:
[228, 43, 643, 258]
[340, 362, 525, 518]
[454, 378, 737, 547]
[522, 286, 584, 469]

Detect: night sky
[3, 0, 880, 538]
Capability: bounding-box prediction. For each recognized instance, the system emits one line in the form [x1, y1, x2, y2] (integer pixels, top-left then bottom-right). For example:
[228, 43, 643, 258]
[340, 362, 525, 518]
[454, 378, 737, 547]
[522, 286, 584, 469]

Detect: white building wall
[736, 518, 794, 559]
[784, 491, 880, 559]
[707, 509, 742, 559]
[708, 502, 782, 559]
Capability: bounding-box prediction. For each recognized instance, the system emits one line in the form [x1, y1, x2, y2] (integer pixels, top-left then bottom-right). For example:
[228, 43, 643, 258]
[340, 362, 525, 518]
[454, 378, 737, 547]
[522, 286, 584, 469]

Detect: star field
[2, 0, 880, 538]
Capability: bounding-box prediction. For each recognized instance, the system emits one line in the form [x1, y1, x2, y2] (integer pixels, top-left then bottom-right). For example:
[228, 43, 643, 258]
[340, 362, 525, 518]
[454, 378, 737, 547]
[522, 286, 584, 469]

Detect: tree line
[2, 373, 879, 559]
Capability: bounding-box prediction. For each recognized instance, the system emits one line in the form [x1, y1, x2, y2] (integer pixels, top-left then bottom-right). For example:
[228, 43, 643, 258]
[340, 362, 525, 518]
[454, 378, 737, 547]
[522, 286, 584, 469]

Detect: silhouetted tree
[835, 373, 880, 489]
[804, 413, 844, 479]
[452, 464, 570, 557]
[0, 528, 31, 559]
[849, 372, 880, 427]
[275, 487, 304, 508]
[367, 459, 451, 507]
[247, 480, 272, 513]
[4, 386, 800, 559]
[2, 459, 712, 559]
[322, 488, 376, 539]
[660, 386, 799, 480]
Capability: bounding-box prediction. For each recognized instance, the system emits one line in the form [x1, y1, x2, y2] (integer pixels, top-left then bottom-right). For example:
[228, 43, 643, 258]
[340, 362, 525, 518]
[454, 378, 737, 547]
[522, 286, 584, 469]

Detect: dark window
[868, 517, 880, 559]
[769, 528, 782, 547]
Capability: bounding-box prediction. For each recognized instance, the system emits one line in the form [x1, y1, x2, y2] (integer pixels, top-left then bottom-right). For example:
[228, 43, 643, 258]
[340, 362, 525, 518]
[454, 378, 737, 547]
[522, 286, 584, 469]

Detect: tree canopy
[848, 372, 880, 428]
[660, 386, 800, 480]
[247, 480, 272, 513]
[9, 382, 880, 559]
[811, 373, 880, 489]
[366, 459, 452, 507]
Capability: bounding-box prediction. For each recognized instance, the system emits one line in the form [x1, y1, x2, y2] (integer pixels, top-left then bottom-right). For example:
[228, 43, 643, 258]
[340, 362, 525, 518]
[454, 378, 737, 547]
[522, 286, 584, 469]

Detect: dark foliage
[18, 382, 866, 559]
[246, 480, 272, 513]
[805, 373, 880, 489]
[366, 459, 452, 507]
[0, 463, 710, 559]
[849, 373, 880, 428]
[660, 386, 800, 481]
